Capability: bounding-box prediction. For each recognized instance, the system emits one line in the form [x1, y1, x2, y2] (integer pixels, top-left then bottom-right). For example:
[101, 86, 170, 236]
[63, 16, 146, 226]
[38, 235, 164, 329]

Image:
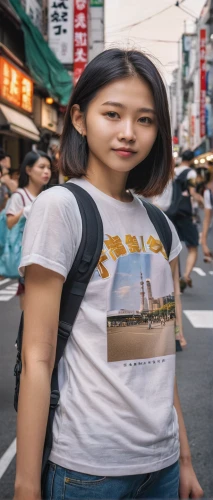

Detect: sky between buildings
[105, 0, 207, 85]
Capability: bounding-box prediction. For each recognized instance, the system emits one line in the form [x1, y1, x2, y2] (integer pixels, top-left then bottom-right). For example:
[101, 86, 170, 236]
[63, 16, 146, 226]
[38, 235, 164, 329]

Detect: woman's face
[82, 76, 158, 175]
[27, 157, 51, 187]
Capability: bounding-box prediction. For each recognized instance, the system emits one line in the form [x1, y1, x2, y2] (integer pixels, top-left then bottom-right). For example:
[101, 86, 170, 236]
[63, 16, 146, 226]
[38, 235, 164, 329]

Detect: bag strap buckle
[50, 390, 60, 409]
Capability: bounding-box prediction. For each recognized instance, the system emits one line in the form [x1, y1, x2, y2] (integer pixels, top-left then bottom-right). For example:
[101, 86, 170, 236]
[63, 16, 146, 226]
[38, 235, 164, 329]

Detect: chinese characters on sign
[74, 0, 88, 85]
[48, 0, 73, 64]
[199, 29, 206, 139]
[0, 57, 33, 112]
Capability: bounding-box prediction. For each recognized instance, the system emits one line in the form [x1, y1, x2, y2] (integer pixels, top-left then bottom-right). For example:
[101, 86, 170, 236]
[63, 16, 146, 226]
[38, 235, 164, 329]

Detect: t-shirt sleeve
[204, 189, 212, 210]
[186, 169, 197, 183]
[162, 213, 182, 262]
[6, 192, 25, 215]
[19, 186, 82, 280]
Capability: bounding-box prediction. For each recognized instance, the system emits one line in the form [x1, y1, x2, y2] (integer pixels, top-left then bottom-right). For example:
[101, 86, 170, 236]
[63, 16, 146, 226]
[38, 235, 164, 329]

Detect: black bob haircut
[19, 150, 52, 188]
[181, 149, 194, 163]
[60, 48, 173, 197]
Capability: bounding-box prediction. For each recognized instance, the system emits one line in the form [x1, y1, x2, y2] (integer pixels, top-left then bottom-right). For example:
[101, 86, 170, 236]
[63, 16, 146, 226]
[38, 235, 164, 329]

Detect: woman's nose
[118, 121, 136, 142]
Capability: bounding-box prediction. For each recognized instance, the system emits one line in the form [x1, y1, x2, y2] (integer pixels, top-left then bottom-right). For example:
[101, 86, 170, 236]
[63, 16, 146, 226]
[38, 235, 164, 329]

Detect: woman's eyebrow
[101, 101, 156, 114]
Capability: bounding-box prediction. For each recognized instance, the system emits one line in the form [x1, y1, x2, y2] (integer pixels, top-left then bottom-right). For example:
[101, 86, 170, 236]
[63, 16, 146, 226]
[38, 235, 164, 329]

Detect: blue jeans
[42, 460, 179, 499]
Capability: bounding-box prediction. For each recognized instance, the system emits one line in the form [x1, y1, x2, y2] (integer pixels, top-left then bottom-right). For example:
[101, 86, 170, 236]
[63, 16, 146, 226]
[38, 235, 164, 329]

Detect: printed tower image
[146, 279, 153, 311]
[140, 272, 145, 312]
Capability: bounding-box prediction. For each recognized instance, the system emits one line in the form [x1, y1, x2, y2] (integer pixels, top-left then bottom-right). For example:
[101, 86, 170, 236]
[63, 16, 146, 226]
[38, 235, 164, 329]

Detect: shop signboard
[89, 0, 104, 62]
[25, 0, 42, 32]
[48, 0, 74, 64]
[199, 28, 206, 139]
[73, 0, 88, 85]
[41, 100, 58, 132]
[0, 57, 33, 113]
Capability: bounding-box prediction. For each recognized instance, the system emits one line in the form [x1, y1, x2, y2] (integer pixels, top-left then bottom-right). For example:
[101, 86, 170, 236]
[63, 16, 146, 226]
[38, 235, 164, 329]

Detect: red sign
[0, 57, 33, 112]
[73, 0, 88, 86]
[199, 29, 206, 138]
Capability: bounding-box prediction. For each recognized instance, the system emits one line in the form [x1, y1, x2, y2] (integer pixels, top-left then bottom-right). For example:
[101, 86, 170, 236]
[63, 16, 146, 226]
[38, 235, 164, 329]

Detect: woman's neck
[86, 155, 133, 202]
[25, 181, 42, 198]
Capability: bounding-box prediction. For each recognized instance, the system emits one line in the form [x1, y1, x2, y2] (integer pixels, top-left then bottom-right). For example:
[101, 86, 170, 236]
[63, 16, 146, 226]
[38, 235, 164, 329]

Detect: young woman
[14, 49, 203, 500]
[6, 150, 52, 308]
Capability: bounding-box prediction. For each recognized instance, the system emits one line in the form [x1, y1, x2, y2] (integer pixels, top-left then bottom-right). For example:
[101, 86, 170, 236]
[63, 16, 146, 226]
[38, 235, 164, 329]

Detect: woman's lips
[113, 150, 136, 158]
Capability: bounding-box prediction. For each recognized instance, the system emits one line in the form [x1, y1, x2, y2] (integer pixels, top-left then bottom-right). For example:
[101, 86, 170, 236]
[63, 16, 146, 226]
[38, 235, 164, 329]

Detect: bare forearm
[175, 293, 183, 335]
[15, 362, 52, 497]
[201, 211, 211, 246]
[7, 211, 23, 229]
[174, 379, 191, 463]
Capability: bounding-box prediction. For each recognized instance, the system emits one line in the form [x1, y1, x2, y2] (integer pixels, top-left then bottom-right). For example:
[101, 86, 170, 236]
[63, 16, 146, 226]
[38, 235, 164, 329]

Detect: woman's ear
[71, 104, 86, 137]
[25, 166, 31, 177]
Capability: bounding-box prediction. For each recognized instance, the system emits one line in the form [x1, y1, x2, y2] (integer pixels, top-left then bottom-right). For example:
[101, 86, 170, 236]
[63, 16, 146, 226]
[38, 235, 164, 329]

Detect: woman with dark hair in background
[14, 49, 203, 499]
[6, 150, 52, 308]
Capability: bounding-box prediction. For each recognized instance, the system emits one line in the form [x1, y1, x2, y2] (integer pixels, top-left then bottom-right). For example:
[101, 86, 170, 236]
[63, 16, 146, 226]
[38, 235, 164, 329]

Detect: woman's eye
[139, 117, 153, 124]
[105, 111, 119, 119]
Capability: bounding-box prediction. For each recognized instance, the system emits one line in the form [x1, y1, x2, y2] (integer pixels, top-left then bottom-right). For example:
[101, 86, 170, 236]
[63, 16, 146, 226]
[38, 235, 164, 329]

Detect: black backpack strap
[42, 183, 103, 477]
[142, 200, 172, 260]
[176, 168, 193, 190]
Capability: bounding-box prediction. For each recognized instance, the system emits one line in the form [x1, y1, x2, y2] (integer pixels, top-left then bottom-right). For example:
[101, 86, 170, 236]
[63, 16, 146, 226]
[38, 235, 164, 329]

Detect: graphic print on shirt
[94, 233, 176, 364]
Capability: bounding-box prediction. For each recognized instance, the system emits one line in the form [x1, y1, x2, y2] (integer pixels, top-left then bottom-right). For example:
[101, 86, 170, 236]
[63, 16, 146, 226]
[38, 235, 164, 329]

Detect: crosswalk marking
[209, 271, 213, 275]
[0, 439, 16, 480]
[0, 279, 11, 287]
[184, 310, 213, 329]
[0, 281, 18, 301]
[0, 295, 16, 301]
[192, 267, 206, 276]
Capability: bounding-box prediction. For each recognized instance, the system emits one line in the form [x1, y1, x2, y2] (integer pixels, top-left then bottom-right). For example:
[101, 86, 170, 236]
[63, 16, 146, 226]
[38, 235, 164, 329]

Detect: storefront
[0, 53, 40, 169]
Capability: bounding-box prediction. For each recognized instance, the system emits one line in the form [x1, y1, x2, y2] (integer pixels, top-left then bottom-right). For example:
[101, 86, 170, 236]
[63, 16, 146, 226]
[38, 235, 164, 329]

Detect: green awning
[9, 0, 72, 106]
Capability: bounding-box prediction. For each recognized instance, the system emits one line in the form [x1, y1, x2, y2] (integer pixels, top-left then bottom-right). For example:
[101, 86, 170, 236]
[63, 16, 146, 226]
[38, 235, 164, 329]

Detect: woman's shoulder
[30, 185, 82, 225]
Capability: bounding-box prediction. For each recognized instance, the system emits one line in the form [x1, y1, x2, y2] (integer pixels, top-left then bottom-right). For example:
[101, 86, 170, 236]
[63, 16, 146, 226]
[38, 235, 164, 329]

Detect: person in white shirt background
[201, 162, 213, 261]
[6, 150, 52, 309]
[153, 151, 203, 291]
[14, 49, 203, 500]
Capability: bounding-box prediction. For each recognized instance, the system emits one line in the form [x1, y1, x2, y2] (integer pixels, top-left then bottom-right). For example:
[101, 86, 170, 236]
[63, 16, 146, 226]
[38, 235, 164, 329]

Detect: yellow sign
[0, 57, 33, 112]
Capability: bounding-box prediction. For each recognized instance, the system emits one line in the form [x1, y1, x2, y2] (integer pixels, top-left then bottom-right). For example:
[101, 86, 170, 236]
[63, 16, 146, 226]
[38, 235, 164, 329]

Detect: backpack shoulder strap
[42, 182, 104, 475]
[142, 200, 172, 260]
[52, 181, 104, 380]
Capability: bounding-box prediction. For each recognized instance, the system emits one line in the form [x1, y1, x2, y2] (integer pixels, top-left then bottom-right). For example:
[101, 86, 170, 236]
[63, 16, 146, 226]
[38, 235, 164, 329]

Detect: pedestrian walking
[201, 163, 213, 262]
[6, 150, 52, 309]
[14, 49, 203, 500]
[153, 151, 204, 292]
[170, 151, 203, 291]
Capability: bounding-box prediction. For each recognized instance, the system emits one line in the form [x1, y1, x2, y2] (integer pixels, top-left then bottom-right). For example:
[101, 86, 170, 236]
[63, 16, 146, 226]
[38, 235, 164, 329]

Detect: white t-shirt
[204, 189, 213, 210]
[19, 178, 182, 476]
[6, 188, 36, 219]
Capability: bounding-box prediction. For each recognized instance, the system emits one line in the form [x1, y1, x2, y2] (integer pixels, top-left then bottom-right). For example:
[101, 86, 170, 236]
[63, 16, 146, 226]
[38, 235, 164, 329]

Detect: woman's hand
[179, 459, 204, 499]
[14, 484, 41, 500]
[202, 243, 212, 258]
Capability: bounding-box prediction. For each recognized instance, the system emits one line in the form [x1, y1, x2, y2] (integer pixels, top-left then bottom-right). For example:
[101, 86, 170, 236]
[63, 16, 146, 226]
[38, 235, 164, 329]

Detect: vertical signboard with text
[89, 0, 104, 62]
[199, 28, 206, 139]
[73, 0, 88, 85]
[48, 0, 73, 65]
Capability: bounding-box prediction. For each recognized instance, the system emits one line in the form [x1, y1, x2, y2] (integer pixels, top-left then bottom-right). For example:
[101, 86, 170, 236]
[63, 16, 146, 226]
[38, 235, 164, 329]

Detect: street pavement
[0, 227, 212, 499]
